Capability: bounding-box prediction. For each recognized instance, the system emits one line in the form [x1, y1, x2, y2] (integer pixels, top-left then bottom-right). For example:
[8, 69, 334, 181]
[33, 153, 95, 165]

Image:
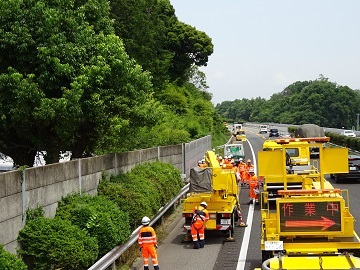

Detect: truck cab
[262, 139, 310, 166]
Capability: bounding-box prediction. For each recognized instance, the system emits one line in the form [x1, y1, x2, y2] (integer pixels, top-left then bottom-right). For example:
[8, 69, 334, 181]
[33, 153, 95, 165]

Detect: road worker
[138, 216, 160, 270]
[222, 156, 234, 169]
[247, 168, 259, 205]
[224, 156, 231, 165]
[244, 159, 254, 186]
[198, 159, 207, 168]
[191, 201, 209, 249]
[237, 158, 246, 185]
[218, 156, 223, 166]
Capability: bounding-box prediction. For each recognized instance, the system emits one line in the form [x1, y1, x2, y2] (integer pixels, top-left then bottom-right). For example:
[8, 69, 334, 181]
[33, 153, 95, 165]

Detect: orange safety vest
[192, 206, 209, 229]
[138, 226, 157, 248]
[249, 175, 259, 200]
[245, 163, 254, 180]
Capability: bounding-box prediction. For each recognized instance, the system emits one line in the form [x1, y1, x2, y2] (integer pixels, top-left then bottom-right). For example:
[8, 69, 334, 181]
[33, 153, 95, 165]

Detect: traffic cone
[236, 205, 247, 227]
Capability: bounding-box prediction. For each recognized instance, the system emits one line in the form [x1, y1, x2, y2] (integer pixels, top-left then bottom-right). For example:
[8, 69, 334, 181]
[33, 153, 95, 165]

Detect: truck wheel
[234, 207, 239, 222]
[335, 175, 342, 183]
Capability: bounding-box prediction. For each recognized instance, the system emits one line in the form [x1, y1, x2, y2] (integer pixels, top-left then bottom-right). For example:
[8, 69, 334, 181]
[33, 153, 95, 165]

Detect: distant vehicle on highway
[259, 125, 268, 134]
[280, 132, 291, 138]
[269, 128, 279, 137]
[341, 130, 356, 137]
[331, 154, 360, 182]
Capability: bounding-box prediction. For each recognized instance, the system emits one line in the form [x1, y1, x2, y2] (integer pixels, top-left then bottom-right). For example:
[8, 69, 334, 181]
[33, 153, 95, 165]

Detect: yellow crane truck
[182, 150, 241, 241]
[257, 137, 360, 269]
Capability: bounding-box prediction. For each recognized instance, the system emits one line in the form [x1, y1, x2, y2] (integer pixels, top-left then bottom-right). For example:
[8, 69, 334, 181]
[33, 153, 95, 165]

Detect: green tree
[0, 0, 155, 165]
[110, 0, 213, 88]
[110, 0, 176, 89]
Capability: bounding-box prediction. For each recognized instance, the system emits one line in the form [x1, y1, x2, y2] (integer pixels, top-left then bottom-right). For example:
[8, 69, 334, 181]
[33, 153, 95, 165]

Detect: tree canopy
[0, 0, 220, 167]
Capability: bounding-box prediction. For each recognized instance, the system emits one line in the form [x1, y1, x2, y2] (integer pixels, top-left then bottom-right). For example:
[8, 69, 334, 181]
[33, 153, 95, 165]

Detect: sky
[170, 0, 360, 105]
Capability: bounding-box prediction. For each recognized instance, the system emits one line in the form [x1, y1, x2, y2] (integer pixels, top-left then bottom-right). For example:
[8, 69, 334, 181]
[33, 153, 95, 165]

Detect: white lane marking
[236, 139, 257, 270]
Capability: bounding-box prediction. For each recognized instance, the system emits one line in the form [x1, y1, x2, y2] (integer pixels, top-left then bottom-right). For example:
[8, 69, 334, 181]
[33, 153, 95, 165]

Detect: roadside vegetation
[14, 161, 182, 269]
[0, 0, 227, 167]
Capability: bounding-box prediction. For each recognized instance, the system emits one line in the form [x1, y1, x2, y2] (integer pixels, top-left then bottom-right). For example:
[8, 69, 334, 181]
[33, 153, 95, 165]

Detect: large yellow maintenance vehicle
[182, 150, 241, 241]
[257, 137, 360, 269]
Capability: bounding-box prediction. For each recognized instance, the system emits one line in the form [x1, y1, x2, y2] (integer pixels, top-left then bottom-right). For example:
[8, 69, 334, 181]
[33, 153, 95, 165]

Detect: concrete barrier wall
[0, 135, 211, 253]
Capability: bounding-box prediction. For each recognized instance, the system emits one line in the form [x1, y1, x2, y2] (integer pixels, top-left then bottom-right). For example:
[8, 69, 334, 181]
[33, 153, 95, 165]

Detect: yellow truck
[257, 137, 360, 269]
[182, 150, 240, 241]
[262, 139, 310, 166]
[235, 129, 247, 141]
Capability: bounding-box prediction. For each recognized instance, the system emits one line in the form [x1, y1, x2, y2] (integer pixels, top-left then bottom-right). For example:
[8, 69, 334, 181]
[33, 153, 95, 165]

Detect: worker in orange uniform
[237, 158, 246, 186]
[191, 201, 209, 249]
[247, 168, 259, 205]
[218, 156, 223, 166]
[138, 216, 160, 270]
[244, 159, 254, 186]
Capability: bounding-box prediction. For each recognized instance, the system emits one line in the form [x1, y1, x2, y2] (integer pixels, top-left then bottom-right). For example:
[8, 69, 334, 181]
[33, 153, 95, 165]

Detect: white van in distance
[259, 125, 268, 134]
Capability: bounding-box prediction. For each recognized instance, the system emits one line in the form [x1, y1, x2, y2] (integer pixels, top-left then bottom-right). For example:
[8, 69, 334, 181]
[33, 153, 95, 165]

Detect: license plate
[265, 241, 283, 251]
[350, 167, 357, 171]
[220, 219, 231, 225]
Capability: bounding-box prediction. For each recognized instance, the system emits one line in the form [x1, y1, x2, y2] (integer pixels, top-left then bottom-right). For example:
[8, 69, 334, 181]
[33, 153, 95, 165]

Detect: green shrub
[98, 161, 183, 229]
[18, 217, 98, 270]
[130, 162, 183, 204]
[98, 179, 154, 228]
[56, 193, 130, 257]
[0, 245, 27, 270]
[327, 132, 360, 152]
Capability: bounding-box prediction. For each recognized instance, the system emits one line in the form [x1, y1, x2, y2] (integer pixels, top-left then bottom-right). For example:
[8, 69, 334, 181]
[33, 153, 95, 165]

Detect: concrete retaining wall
[0, 136, 211, 253]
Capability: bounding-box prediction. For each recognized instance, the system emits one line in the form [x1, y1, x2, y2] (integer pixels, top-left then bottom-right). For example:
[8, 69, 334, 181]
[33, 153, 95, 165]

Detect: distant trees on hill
[216, 76, 360, 129]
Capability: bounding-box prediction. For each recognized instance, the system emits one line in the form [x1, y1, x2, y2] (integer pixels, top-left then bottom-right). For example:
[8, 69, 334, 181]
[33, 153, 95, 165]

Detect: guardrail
[88, 183, 190, 270]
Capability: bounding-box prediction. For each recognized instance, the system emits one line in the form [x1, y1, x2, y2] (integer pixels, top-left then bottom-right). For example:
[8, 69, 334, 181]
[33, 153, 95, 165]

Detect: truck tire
[335, 175, 342, 183]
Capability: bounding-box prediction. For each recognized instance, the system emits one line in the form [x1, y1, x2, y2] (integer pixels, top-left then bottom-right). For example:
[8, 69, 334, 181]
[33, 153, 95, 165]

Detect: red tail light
[222, 213, 231, 218]
[183, 213, 192, 218]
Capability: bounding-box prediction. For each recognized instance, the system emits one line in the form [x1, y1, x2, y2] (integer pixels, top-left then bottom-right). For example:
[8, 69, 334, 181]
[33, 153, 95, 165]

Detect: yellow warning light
[275, 137, 330, 144]
[278, 189, 341, 196]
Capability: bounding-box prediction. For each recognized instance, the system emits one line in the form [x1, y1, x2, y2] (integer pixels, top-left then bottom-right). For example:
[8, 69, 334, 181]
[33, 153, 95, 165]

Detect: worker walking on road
[244, 159, 254, 186]
[138, 216, 160, 270]
[191, 201, 209, 249]
[247, 168, 260, 205]
[237, 158, 246, 185]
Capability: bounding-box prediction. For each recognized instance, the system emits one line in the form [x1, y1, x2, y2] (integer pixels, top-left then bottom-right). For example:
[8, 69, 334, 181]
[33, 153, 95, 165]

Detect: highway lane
[132, 126, 360, 270]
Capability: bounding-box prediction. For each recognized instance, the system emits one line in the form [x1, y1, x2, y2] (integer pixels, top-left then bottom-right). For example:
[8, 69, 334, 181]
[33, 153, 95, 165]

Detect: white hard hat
[141, 216, 150, 225]
[200, 201, 207, 207]
[219, 156, 223, 160]
[239, 158, 243, 161]
[247, 159, 251, 163]
[249, 168, 255, 173]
